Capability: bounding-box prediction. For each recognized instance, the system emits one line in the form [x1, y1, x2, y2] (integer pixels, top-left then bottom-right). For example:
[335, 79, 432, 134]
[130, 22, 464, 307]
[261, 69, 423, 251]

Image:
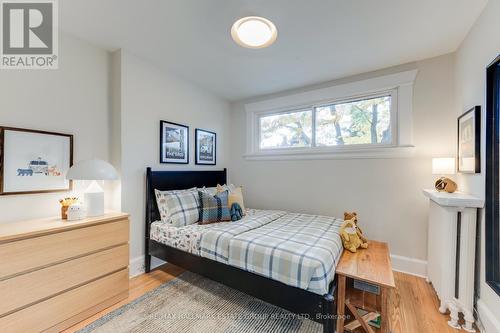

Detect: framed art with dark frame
[160, 121, 189, 164]
[0, 127, 73, 195]
[485, 55, 500, 296]
[195, 129, 216, 165]
[458, 106, 481, 174]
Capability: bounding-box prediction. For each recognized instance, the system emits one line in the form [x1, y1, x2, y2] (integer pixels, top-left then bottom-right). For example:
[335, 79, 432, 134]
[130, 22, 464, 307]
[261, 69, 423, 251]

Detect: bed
[145, 168, 340, 333]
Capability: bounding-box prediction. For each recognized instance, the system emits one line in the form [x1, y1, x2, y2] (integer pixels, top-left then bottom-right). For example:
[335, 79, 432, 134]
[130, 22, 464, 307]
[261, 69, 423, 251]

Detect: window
[245, 69, 417, 160]
[315, 95, 392, 147]
[257, 92, 395, 151]
[260, 110, 312, 149]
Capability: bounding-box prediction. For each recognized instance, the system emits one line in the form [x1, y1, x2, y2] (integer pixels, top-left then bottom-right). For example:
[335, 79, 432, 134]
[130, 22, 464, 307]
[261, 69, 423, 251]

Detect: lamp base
[434, 177, 457, 193]
[84, 191, 104, 217]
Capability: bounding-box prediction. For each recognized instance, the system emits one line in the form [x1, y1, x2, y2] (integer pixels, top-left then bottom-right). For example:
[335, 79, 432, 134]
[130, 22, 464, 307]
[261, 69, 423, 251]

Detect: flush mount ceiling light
[231, 16, 277, 49]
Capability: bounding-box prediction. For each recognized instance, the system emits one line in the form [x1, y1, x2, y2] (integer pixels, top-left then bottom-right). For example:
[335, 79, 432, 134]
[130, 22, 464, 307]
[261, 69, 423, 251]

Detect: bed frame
[145, 167, 337, 333]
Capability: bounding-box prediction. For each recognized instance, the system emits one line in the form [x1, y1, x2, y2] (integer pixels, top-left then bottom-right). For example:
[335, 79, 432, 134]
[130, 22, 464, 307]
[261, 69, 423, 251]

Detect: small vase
[61, 206, 69, 220]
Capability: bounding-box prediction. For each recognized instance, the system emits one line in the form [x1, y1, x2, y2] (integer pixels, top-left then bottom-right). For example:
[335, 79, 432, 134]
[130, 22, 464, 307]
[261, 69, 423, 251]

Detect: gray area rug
[78, 271, 322, 333]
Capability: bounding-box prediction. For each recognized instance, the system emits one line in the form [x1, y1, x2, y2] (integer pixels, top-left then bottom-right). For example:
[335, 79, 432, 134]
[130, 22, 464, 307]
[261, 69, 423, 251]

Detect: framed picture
[457, 106, 481, 173]
[160, 121, 189, 164]
[0, 127, 73, 195]
[195, 129, 216, 165]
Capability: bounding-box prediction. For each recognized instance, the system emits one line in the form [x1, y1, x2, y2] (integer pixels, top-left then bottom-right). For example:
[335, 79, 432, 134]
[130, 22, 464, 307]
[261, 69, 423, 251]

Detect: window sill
[243, 145, 416, 161]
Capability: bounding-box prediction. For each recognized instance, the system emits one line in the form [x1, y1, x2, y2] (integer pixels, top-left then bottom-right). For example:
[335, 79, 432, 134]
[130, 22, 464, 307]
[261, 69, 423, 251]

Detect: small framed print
[160, 121, 189, 164]
[458, 106, 481, 173]
[0, 127, 73, 195]
[195, 129, 216, 165]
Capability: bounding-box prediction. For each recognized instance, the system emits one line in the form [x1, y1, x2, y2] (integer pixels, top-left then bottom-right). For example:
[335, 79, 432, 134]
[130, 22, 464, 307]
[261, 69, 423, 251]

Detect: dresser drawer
[0, 268, 129, 333]
[0, 244, 129, 316]
[0, 219, 129, 279]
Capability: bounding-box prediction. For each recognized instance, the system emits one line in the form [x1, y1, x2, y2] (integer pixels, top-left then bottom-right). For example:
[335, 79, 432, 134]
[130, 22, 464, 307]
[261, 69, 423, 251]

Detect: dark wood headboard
[145, 167, 227, 226]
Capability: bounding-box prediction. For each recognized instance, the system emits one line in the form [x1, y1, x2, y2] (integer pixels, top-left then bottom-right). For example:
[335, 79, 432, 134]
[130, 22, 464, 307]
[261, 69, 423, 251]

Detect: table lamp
[66, 159, 118, 217]
[432, 157, 457, 193]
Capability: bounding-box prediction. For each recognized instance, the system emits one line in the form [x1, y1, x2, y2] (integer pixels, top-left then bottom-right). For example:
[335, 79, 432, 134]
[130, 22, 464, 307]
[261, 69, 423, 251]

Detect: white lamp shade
[66, 159, 119, 180]
[432, 158, 456, 175]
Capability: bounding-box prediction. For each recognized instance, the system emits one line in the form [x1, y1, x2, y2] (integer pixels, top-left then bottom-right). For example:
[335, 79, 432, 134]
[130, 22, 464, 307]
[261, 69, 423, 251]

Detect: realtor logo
[1, 0, 58, 69]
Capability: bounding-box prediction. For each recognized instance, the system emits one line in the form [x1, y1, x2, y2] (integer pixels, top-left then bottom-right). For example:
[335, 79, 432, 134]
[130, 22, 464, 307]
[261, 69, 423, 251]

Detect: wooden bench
[336, 241, 395, 333]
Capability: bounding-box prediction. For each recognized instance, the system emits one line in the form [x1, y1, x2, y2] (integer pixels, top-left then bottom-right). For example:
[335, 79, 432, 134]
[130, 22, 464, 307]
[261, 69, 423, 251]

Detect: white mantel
[423, 189, 484, 332]
[423, 189, 484, 209]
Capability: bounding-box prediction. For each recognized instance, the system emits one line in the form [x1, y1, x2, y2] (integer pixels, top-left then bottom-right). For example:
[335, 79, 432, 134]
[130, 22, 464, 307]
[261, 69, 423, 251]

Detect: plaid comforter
[227, 213, 344, 295]
[200, 209, 287, 262]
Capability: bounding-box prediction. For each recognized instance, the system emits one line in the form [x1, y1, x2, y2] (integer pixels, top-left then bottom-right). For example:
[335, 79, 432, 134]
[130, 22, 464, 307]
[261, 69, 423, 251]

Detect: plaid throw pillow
[198, 190, 231, 224]
[217, 184, 246, 214]
[155, 189, 200, 227]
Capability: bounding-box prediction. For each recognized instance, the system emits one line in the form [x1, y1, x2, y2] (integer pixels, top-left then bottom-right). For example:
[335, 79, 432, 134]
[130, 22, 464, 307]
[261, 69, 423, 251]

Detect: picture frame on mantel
[0, 127, 73, 195]
[457, 106, 481, 173]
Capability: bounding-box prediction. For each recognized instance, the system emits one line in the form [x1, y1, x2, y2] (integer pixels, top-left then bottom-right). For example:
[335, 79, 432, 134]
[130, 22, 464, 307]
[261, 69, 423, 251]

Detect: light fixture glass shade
[432, 158, 456, 175]
[231, 16, 277, 49]
[66, 159, 118, 180]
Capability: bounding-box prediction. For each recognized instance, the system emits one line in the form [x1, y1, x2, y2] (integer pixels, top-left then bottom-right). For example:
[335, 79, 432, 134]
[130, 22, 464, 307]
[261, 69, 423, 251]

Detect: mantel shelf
[422, 189, 484, 208]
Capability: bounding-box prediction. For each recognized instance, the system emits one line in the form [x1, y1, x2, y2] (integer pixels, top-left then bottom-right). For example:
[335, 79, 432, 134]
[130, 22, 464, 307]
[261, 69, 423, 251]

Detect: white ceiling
[60, 0, 487, 101]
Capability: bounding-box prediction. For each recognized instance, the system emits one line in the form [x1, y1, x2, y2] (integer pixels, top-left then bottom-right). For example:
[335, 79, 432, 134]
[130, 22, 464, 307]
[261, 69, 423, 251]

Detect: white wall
[0, 33, 112, 222]
[229, 54, 457, 276]
[455, 0, 500, 331]
[116, 51, 231, 273]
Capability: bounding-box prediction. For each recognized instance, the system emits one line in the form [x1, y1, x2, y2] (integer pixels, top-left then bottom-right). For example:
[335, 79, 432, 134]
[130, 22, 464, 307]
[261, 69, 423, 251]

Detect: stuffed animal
[344, 212, 368, 245]
[230, 203, 243, 221]
[340, 219, 363, 253]
[340, 212, 369, 252]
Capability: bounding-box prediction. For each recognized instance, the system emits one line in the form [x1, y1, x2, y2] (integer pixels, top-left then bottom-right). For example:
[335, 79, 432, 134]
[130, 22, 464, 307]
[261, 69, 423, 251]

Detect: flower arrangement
[59, 197, 79, 219]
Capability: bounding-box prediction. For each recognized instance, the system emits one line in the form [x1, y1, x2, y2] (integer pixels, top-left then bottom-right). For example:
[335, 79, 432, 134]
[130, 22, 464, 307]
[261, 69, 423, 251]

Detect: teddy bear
[340, 212, 369, 253]
[230, 203, 243, 221]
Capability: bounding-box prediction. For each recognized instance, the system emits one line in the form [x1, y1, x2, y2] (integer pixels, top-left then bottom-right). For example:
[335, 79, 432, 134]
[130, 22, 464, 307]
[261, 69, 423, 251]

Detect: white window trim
[244, 69, 417, 160]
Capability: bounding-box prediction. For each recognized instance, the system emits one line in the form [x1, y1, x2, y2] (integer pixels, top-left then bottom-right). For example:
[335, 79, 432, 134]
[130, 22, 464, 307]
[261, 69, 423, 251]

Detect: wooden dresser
[0, 212, 129, 333]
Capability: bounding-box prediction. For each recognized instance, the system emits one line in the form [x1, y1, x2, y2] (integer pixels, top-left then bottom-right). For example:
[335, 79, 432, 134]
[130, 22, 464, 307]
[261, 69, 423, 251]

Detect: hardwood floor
[387, 272, 476, 333]
[64, 265, 475, 333]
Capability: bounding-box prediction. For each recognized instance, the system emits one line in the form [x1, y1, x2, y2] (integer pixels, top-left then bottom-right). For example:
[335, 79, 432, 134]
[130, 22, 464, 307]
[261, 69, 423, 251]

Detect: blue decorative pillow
[198, 191, 231, 224]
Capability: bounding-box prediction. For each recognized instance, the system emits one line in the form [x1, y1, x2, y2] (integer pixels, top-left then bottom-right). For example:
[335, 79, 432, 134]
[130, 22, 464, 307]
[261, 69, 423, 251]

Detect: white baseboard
[390, 254, 427, 278]
[129, 256, 145, 277]
[477, 299, 500, 333]
[129, 255, 166, 278]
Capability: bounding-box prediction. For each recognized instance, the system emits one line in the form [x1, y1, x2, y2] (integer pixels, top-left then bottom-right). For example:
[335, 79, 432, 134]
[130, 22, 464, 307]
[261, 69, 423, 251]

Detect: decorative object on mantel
[59, 197, 78, 219]
[434, 177, 457, 193]
[432, 158, 457, 193]
[422, 189, 484, 332]
[195, 129, 216, 165]
[0, 127, 73, 195]
[66, 159, 119, 217]
[457, 106, 481, 173]
[160, 121, 189, 164]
